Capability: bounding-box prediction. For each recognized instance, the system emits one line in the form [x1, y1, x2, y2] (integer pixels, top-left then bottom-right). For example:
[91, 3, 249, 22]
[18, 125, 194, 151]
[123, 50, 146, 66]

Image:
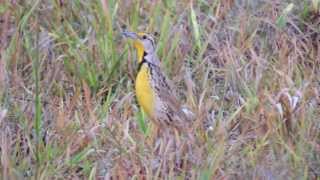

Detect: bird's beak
[122, 31, 139, 39]
[122, 31, 144, 59]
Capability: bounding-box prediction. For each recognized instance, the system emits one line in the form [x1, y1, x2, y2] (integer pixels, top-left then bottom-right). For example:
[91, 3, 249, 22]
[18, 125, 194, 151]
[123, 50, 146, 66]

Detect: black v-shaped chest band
[137, 51, 156, 71]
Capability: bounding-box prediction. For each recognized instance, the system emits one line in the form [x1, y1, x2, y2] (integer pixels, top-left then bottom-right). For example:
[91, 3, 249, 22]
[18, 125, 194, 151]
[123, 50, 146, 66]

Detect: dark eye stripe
[141, 34, 155, 49]
[147, 36, 155, 48]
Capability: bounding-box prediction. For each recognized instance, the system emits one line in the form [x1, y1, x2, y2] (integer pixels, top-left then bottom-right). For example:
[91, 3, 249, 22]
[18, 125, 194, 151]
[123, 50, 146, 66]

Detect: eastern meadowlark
[122, 31, 192, 132]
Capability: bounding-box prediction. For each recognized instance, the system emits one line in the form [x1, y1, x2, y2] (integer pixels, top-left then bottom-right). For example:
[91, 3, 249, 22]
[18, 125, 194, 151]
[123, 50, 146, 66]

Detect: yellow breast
[135, 64, 155, 118]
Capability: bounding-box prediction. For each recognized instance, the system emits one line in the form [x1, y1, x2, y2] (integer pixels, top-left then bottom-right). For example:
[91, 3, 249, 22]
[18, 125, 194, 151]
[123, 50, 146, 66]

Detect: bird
[122, 31, 193, 133]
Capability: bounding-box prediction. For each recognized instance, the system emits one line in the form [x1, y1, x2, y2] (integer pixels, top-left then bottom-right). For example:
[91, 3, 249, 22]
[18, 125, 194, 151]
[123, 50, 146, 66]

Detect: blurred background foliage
[0, 0, 319, 179]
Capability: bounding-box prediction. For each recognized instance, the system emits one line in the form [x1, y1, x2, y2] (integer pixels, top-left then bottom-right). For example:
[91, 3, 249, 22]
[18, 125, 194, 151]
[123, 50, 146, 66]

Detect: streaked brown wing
[150, 64, 189, 128]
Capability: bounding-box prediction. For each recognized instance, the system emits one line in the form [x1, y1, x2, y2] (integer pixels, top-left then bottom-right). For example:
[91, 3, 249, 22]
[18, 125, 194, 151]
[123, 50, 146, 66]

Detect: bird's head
[122, 31, 156, 63]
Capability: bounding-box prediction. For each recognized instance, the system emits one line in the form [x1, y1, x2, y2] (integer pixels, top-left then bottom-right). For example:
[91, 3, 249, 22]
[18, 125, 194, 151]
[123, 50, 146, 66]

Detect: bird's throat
[134, 41, 145, 64]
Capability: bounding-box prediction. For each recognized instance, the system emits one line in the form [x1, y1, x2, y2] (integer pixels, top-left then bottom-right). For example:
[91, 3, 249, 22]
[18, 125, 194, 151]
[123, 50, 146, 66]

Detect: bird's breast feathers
[135, 64, 155, 117]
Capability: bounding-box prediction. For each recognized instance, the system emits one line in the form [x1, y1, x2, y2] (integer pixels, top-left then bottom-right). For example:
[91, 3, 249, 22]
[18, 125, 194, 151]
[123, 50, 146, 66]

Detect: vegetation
[0, 0, 319, 179]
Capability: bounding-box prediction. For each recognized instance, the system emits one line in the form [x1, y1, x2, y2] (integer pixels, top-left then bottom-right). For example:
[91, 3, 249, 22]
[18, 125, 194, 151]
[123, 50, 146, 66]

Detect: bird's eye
[142, 35, 147, 39]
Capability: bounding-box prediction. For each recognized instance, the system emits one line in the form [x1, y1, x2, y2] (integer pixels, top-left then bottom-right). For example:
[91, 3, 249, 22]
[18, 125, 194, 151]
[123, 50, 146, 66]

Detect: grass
[0, 0, 320, 179]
